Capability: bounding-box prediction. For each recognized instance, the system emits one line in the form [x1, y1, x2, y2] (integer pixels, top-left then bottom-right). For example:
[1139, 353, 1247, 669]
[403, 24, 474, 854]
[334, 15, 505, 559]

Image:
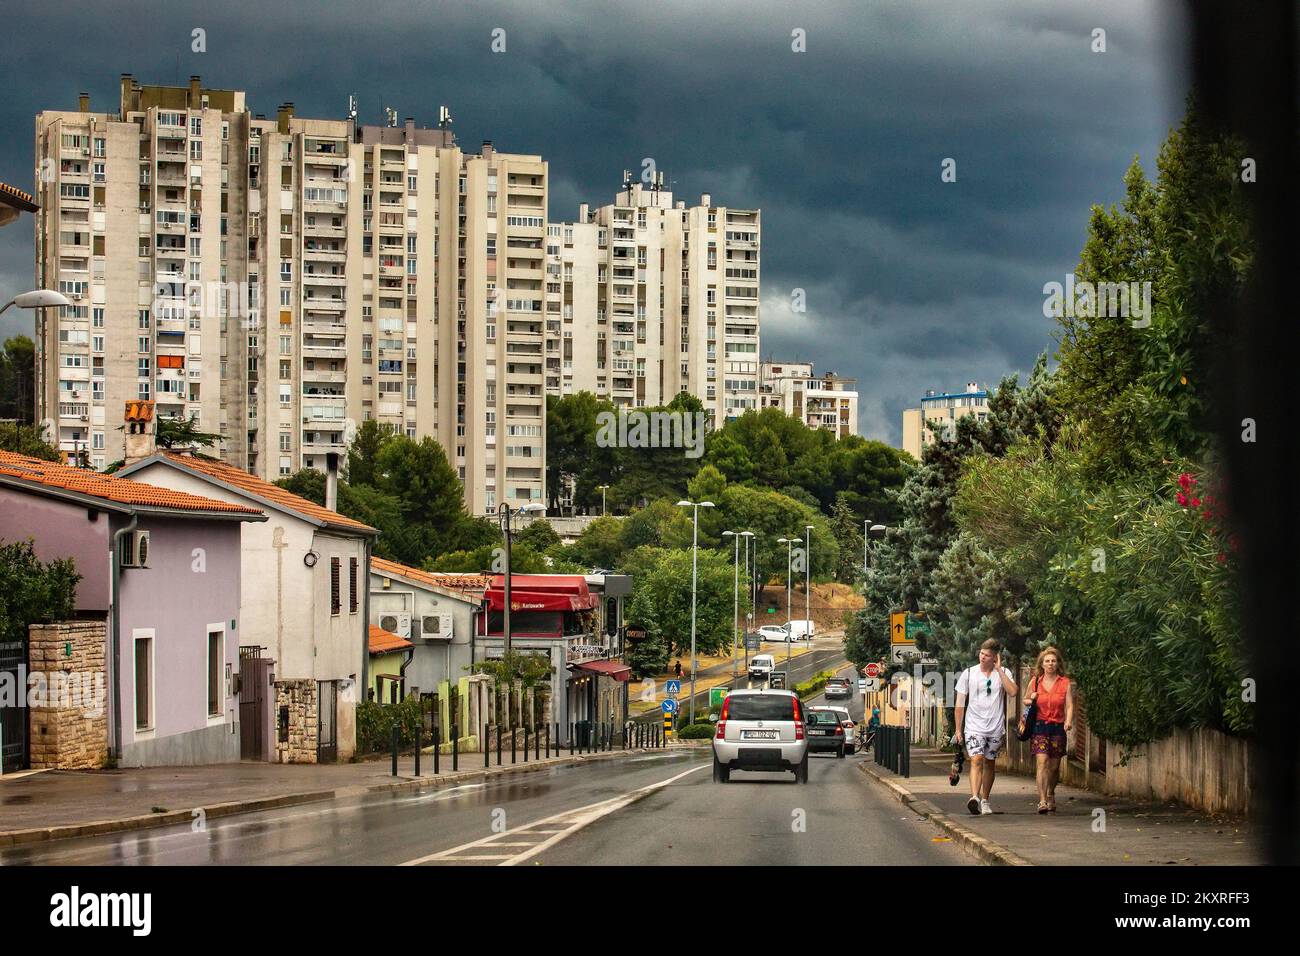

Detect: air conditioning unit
[378, 612, 410, 639]
[81, 148, 90, 156]
[120, 529, 151, 568]
[422, 613, 453, 641]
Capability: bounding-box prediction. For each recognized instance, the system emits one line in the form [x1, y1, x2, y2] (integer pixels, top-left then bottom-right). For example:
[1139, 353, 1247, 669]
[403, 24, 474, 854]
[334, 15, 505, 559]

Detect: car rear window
[807, 711, 840, 726]
[726, 695, 795, 721]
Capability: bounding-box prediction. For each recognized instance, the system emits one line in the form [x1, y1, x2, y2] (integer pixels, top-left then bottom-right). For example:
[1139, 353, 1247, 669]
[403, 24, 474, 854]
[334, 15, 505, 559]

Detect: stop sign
[865, 663, 880, 678]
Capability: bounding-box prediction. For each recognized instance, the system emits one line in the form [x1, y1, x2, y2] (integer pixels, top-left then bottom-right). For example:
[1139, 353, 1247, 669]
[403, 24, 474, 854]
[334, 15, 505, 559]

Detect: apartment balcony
[304, 220, 347, 238]
[303, 343, 347, 360]
[302, 437, 347, 456]
[303, 246, 346, 262]
[302, 368, 347, 385]
[302, 294, 346, 312]
[302, 272, 347, 288]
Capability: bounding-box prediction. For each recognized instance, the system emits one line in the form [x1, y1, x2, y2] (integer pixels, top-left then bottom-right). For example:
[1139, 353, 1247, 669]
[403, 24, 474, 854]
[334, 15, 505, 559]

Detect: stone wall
[274, 679, 318, 764]
[27, 621, 109, 770]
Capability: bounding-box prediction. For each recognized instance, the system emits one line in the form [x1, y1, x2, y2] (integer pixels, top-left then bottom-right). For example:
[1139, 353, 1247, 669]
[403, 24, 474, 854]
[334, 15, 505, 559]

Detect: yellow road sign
[890, 611, 913, 645]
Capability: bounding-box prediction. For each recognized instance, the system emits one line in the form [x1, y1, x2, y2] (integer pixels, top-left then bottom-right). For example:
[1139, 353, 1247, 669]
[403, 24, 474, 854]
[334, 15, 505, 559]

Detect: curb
[855, 760, 1032, 866]
[0, 748, 668, 848]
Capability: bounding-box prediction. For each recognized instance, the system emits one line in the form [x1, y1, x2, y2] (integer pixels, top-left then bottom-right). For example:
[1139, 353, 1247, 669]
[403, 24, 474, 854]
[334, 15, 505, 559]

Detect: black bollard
[569, 723, 574, 756]
[434, 725, 440, 774]
[484, 723, 489, 769]
[497, 722, 502, 766]
[545, 723, 551, 758]
[414, 720, 421, 777]
[452, 725, 458, 772]
[391, 724, 399, 777]
[523, 724, 529, 763]
[512, 727, 517, 764]
[535, 723, 540, 760]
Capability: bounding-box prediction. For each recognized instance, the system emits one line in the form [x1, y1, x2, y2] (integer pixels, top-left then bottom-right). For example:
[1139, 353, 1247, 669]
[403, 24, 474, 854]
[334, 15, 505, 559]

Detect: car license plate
[742, 730, 778, 740]
[809, 729, 827, 735]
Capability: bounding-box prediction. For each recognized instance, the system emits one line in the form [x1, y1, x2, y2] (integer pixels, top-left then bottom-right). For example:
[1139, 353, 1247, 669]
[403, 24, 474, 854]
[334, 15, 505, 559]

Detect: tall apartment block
[758, 360, 859, 438]
[901, 382, 989, 459]
[544, 178, 760, 422]
[35, 76, 545, 513]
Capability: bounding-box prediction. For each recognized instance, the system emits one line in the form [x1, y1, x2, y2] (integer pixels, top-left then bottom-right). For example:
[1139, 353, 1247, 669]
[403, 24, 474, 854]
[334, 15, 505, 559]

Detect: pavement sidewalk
[859, 746, 1261, 866]
[0, 747, 650, 847]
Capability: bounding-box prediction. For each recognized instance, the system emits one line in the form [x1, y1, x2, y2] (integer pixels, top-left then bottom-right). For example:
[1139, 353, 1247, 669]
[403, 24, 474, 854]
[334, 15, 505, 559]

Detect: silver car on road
[712, 689, 810, 783]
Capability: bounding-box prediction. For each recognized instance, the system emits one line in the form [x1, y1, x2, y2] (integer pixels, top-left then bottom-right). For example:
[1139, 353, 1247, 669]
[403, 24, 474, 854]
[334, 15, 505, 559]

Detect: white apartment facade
[901, 382, 989, 459]
[35, 78, 545, 513]
[544, 178, 761, 424]
[758, 360, 858, 437]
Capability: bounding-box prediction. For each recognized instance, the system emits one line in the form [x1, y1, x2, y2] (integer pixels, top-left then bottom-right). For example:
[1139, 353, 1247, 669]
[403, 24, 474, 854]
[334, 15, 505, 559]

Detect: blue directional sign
[661, 698, 678, 714]
[665, 679, 682, 697]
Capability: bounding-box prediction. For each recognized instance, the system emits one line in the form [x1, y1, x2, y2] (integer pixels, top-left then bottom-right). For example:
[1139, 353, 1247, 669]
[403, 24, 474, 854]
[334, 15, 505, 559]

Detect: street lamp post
[498, 501, 546, 657]
[740, 531, 754, 668]
[778, 537, 795, 670]
[804, 525, 813, 643]
[677, 499, 715, 724]
[722, 531, 740, 679]
[0, 291, 71, 447]
[597, 484, 609, 516]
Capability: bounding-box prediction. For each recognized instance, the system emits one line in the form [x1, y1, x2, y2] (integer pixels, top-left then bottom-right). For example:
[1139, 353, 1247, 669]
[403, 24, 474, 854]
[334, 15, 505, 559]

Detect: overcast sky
[0, 0, 1190, 444]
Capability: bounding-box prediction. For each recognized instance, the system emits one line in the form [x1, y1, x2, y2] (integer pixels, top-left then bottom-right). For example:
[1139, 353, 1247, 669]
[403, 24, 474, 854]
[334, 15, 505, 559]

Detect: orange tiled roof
[0, 450, 263, 516]
[159, 452, 376, 534]
[0, 181, 37, 212]
[369, 625, 413, 655]
[371, 556, 491, 594]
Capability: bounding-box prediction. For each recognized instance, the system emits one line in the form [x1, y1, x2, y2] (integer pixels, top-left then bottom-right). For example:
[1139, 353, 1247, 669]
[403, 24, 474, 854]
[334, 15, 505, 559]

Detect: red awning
[572, 660, 632, 682]
[484, 574, 600, 612]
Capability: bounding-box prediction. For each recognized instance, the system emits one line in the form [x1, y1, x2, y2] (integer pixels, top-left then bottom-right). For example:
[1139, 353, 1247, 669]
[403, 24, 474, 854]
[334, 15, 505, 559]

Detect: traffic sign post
[661, 698, 678, 715]
[665, 679, 682, 698]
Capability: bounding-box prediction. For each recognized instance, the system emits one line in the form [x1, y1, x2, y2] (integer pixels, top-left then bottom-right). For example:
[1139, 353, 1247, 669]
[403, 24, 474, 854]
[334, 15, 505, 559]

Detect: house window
[207, 629, 223, 717]
[134, 633, 153, 730]
[330, 558, 341, 615]
[349, 557, 358, 613]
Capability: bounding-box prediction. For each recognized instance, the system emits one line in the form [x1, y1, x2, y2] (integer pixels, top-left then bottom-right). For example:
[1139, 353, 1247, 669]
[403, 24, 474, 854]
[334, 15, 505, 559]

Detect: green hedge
[676, 722, 716, 739]
[795, 670, 838, 699]
[356, 696, 424, 754]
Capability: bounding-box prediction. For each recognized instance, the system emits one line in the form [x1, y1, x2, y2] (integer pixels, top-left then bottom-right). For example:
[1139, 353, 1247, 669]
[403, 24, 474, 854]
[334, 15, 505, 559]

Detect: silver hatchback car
[712, 689, 809, 783]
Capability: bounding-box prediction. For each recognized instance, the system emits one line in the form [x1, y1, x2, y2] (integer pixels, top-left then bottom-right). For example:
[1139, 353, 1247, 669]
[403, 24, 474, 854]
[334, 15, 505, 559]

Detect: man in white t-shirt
[954, 639, 1017, 815]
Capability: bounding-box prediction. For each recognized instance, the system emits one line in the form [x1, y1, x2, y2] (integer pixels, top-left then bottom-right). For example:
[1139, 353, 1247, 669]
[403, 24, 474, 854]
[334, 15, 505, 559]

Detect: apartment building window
[279, 359, 291, 380]
[138, 381, 151, 399]
[330, 558, 341, 615]
[92, 433, 105, 450]
[280, 335, 291, 355]
[280, 385, 292, 405]
[190, 140, 202, 160]
[279, 432, 291, 452]
[92, 308, 104, 328]
[92, 380, 104, 401]
[93, 137, 105, 158]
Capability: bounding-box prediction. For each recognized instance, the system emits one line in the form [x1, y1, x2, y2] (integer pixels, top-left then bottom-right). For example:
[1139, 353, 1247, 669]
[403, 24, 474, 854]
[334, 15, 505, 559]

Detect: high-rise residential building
[544, 177, 760, 423]
[901, 382, 989, 459]
[758, 360, 858, 438]
[34, 76, 545, 512]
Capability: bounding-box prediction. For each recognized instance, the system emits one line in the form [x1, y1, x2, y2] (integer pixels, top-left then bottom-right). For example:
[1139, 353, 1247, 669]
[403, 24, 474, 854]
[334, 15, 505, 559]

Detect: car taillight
[719, 697, 731, 720]
[715, 720, 726, 739]
[795, 721, 805, 740]
[834, 725, 844, 735]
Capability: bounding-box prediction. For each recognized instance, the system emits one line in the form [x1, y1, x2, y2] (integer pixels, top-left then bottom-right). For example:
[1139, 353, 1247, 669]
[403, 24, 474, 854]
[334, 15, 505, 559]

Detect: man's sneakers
[967, 796, 980, 815]
[980, 798, 993, 815]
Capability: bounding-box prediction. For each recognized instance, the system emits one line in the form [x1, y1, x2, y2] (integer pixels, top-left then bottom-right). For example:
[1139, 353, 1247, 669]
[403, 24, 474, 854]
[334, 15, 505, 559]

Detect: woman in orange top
[1027, 646, 1073, 813]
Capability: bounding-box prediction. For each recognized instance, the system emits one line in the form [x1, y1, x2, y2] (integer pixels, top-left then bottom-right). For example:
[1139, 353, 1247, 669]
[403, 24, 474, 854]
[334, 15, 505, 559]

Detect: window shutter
[330, 558, 341, 615]
[349, 557, 358, 613]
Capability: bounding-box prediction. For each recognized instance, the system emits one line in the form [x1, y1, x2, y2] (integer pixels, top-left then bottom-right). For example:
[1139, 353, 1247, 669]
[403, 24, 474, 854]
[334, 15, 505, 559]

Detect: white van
[748, 654, 775, 681]
[786, 619, 815, 640]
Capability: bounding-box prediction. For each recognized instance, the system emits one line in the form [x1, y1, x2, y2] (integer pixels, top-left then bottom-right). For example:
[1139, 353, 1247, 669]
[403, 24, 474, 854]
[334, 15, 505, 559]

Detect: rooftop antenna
[384, 106, 398, 128]
[347, 95, 357, 121]
[438, 105, 453, 130]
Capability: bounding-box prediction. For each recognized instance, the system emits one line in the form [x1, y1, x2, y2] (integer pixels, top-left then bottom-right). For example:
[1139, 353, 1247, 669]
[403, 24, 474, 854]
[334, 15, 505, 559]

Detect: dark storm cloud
[0, 0, 1190, 443]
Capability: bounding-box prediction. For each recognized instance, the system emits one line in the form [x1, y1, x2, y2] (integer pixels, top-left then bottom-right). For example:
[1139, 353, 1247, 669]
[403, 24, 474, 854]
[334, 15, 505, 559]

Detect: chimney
[578, 202, 589, 222]
[325, 452, 340, 512]
[482, 140, 494, 158]
[78, 92, 89, 113]
[119, 74, 134, 116]
[123, 400, 156, 466]
[277, 102, 294, 134]
[189, 75, 201, 107]
[701, 193, 712, 208]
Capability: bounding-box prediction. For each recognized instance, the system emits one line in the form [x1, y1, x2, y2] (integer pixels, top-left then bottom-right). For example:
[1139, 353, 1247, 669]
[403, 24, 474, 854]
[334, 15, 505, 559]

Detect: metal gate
[238, 648, 272, 760]
[317, 680, 338, 764]
[0, 639, 28, 773]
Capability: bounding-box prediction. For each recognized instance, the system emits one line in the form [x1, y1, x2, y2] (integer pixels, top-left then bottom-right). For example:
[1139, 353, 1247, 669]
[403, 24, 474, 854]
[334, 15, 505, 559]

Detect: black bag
[1016, 676, 1039, 741]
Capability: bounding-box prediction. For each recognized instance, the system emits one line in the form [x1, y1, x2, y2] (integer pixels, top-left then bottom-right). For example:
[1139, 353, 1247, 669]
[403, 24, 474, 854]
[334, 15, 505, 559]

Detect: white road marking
[399, 763, 708, 866]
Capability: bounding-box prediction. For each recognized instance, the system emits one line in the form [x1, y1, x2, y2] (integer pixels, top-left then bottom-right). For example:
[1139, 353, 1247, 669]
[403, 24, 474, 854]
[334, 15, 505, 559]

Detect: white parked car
[758, 624, 790, 643]
[786, 619, 815, 640]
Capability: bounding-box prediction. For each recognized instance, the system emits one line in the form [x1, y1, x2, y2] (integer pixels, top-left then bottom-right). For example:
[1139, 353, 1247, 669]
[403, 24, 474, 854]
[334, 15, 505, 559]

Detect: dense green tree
[0, 540, 81, 645]
[625, 548, 734, 657]
[515, 519, 562, 555]
[0, 422, 60, 461]
[829, 492, 865, 584]
[0, 336, 36, 423]
[345, 420, 397, 487]
[155, 413, 222, 451]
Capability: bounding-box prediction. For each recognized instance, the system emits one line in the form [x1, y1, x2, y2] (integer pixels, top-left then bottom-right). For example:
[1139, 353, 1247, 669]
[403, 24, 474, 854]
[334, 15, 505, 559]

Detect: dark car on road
[804, 709, 849, 758]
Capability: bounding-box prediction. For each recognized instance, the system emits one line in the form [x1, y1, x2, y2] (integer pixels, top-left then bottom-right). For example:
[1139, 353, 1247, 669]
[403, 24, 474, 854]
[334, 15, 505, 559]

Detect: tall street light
[498, 501, 546, 657]
[804, 524, 814, 642]
[597, 484, 609, 516]
[722, 530, 741, 679]
[677, 499, 714, 724]
[778, 537, 795, 671]
[0, 290, 71, 433]
[740, 530, 754, 668]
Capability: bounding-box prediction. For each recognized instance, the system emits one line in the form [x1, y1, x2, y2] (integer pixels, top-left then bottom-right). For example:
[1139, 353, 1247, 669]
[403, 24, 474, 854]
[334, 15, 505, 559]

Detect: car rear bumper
[806, 735, 846, 752]
[713, 738, 807, 770]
